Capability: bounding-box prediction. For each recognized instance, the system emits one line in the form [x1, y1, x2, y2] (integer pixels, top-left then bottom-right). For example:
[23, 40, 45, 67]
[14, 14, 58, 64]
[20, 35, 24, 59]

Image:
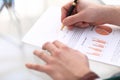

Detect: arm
[106, 6, 120, 26]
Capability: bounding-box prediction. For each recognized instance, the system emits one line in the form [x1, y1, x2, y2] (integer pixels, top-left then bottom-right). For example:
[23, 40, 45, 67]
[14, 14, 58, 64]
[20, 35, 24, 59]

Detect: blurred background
[0, 0, 120, 80]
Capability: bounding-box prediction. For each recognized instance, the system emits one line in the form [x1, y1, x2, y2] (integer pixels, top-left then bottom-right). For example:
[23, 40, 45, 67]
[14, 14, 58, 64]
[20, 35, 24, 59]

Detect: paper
[100, 0, 120, 5]
[22, 6, 63, 47]
[22, 6, 120, 67]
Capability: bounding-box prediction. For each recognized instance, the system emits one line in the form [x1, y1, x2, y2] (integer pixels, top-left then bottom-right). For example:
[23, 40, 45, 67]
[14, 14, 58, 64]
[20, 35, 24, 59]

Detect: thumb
[62, 12, 85, 26]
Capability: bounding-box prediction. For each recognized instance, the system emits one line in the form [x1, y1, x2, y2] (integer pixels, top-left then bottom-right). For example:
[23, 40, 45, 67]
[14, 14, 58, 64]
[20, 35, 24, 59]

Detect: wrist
[75, 69, 91, 79]
[103, 5, 120, 26]
[79, 71, 99, 80]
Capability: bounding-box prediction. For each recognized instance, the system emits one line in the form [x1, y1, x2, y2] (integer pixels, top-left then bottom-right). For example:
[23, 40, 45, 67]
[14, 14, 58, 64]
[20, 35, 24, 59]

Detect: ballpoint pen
[61, 0, 78, 30]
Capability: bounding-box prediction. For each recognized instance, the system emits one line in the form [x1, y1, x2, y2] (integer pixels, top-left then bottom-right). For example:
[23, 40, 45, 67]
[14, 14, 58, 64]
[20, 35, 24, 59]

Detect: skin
[26, 40, 90, 80]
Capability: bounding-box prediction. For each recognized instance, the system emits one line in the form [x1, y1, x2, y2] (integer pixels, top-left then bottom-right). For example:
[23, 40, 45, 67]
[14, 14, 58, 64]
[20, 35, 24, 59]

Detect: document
[22, 6, 120, 67]
[100, 0, 120, 5]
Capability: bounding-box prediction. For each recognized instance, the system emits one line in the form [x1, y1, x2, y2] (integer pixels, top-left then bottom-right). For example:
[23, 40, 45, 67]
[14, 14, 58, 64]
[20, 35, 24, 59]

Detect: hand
[61, 0, 114, 29]
[26, 40, 90, 80]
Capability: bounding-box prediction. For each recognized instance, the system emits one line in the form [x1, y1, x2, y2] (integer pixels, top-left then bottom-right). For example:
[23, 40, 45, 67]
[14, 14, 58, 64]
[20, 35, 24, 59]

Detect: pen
[61, 0, 78, 30]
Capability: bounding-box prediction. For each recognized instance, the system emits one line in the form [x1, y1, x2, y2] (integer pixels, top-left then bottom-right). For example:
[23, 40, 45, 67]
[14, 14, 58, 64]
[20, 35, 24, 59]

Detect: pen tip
[61, 25, 64, 31]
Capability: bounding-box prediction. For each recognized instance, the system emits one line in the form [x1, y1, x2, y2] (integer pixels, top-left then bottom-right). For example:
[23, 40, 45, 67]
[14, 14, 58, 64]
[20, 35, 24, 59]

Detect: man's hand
[26, 40, 90, 80]
[61, 0, 117, 29]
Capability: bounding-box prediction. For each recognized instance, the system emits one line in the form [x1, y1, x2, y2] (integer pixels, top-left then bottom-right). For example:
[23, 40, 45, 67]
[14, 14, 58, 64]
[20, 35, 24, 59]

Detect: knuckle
[42, 42, 51, 49]
[49, 58, 56, 63]
[45, 66, 54, 74]
[39, 52, 44, 58]
[53, 49, 63, 57]
[53, 40, 58, 44]
[34, 65, 40, 70]
[61, 45, 69, 50]
[54, 49, 61, 54]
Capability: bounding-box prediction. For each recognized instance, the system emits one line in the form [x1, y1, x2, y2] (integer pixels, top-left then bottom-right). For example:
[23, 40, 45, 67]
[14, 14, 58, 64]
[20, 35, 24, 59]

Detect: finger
[26, 63, 47, 72]
[61, 2, 73, 22]
[42, 42, 59, 55]
[34, 50, 52, 63]
[53, 40, 68, 49]
[66, 22, 82, 30]
[74, 22, 90, 28]
[63, 11, 85, 26]
[74, 22, 83, 27]
[67, 25, 74, 30]
[80, 22, 90, 28]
